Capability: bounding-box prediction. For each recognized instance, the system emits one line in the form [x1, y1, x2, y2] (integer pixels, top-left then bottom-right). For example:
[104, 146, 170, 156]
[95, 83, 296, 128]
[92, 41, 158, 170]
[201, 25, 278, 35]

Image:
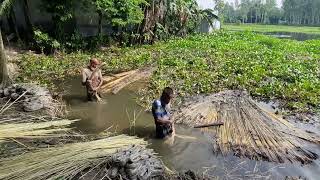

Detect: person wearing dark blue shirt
[152, 87, 174, 139]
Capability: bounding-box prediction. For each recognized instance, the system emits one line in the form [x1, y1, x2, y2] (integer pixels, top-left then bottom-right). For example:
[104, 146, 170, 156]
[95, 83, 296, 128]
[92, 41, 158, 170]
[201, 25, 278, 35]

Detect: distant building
[199, 14, 220, 33]
[197, 0, 220, 33]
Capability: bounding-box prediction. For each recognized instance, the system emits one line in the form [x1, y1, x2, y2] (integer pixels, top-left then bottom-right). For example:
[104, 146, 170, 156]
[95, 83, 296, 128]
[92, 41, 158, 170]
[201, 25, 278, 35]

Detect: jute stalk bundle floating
[172, 90, 319, 164]
[0, 135, 147, 180]
[100, 66, 156, 94]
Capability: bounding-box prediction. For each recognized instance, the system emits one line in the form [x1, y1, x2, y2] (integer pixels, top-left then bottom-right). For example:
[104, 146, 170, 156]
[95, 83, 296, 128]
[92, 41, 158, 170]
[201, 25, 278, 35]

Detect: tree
[22, 0, 34, 44]
[0, 0, 14, 87]
[138, 0, 208, 43]
[93, 0, 114, 37]
[0, 29, 10, 87]
[222, 3, 236, 23]
[92, 0, 146, 43]
[41, 0, 77, 41]
[221, 0, 289, 25]
[283, 0, 320, 25]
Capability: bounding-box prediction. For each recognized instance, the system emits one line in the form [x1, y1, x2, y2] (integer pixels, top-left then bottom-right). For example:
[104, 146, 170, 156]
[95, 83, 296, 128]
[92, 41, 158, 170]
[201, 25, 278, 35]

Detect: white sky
[197, 0, 283, 9]
[197, 0, 215, 9]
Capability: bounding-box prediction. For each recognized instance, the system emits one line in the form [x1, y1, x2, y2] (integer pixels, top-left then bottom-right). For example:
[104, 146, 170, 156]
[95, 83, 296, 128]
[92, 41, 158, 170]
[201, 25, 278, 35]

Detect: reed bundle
[0, 135, 147, 180]
[101, 66, 155, 94]
[173, 90, 319, 163]
[0, 113, 62, 124]
[0, 116, 78, 143]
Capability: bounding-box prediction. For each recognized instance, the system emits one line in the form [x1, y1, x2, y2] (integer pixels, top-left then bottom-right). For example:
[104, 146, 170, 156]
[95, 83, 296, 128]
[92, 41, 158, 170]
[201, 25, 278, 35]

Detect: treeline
[0, 0, 217, 53]
[283, 0, 320, 25]
[222, 0, 320, 25]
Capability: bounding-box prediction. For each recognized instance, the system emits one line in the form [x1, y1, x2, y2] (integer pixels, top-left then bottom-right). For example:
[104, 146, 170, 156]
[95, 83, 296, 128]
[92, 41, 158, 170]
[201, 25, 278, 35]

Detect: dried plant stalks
[173, 90, 319, 164]
[0, 135, 147, 180]
[100, 66, 155, 94]
[0, 118, 78, 143]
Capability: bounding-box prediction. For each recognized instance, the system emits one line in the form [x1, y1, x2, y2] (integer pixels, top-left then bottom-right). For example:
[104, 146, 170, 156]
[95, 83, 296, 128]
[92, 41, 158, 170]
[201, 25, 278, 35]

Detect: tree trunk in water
[98, 10, 102, 36]
[0, 29, 11, 87]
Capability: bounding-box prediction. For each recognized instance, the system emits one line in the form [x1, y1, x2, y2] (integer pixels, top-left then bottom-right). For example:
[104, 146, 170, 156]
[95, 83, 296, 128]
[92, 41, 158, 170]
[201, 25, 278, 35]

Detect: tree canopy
[222, 0, 320, 25]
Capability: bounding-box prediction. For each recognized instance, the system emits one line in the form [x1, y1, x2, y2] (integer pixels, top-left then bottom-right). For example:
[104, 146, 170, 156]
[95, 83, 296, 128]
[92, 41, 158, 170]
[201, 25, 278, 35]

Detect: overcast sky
[197, 0, 283, 9]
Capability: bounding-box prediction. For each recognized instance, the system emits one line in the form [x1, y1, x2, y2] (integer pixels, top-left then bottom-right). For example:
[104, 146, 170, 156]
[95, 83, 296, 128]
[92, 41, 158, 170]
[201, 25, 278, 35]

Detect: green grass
[18, 31, 320, 112]
[224, 24, 320, 35]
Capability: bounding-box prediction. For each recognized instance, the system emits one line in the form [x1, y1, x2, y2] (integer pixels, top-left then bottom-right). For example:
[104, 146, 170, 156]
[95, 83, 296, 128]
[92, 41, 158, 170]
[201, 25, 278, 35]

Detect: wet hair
[90, 58, 100, 65]
[161, 87, 173, 99]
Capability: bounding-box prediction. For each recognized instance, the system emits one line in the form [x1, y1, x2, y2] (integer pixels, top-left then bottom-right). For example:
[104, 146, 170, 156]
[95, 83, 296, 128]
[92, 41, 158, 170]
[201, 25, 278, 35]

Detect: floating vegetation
[173, 90, 320, 164]
[0, 135, 148, 180]
[19, 31, 320, 112]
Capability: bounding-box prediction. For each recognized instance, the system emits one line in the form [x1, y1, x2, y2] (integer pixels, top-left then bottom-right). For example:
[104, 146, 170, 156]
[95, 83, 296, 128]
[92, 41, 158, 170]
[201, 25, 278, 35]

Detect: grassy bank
[223, 24, 320, 35]
[18, 31, 320, 112]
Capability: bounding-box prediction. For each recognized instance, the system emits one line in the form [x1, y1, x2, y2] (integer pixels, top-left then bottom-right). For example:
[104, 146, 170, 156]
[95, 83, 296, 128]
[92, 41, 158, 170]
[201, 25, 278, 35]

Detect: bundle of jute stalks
[0, 135, 153, 180]
[100, 66, 155, 94]
[173, 90, 319, 164]
[0, 115, 79, 143]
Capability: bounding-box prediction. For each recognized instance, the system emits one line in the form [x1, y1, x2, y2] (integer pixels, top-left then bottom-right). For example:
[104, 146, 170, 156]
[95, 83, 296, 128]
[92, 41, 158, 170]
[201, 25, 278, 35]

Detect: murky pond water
[63, 76, 320, 179]
[263, 32, 320, 41]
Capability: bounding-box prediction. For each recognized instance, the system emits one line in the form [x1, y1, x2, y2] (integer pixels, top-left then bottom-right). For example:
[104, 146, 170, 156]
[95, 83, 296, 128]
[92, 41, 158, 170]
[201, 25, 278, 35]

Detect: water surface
[63, 77, 320, 179]
[263, 32, 320, 41]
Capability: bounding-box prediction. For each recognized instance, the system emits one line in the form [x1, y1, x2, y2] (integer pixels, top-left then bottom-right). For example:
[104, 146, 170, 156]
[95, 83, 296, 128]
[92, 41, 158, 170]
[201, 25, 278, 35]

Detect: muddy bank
[0, 83, 64, 116]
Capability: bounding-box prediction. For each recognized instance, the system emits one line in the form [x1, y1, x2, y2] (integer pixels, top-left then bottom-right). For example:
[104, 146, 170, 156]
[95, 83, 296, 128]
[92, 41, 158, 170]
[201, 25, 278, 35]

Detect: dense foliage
[2, 0, 219, 52]
[222, 0, 320, 26]
[18, 31, 320, 112]
[283, 0, 320, 25]
[223, 0, 282, 24]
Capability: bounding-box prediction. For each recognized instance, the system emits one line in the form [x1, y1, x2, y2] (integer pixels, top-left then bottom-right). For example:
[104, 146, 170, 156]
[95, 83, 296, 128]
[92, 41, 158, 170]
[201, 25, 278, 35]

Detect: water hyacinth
[18, 31, 320, 112]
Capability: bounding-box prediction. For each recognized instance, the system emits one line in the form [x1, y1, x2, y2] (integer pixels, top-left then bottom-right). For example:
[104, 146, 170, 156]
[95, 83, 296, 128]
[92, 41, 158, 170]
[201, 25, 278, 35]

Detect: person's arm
[153, 101, 172, 125]
[156, 116, 172, 125]
[92, 70, 103, 91]
[81, 69, 87, 86]
[97, 70, 103, 88]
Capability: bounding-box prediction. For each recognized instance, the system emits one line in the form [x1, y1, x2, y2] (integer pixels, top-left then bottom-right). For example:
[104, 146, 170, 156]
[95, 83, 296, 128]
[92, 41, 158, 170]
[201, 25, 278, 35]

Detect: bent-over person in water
[82, 58, 103, 101]
[152, 87, 175, 139]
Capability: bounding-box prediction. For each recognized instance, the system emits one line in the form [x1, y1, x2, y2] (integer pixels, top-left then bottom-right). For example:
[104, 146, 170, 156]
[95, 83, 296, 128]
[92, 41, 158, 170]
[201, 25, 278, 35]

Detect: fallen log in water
[172, 90, 320, 164]
[100, 66, 155, 94]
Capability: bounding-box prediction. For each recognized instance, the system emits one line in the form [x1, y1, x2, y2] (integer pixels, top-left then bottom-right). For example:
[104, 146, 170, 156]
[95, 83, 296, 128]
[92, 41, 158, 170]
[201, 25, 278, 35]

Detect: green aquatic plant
[18, 31, 320, 112]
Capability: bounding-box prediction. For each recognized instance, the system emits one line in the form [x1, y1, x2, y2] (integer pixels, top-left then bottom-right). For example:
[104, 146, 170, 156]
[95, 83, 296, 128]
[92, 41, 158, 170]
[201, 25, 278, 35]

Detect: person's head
[160, 87, 174, 105]
[89, 58, 100, 69]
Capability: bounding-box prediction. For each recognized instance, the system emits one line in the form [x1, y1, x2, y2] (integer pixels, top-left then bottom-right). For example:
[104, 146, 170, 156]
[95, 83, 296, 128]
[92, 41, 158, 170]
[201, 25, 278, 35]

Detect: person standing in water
[152, 87, 175, 139]
[82, 58, 103, 101]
